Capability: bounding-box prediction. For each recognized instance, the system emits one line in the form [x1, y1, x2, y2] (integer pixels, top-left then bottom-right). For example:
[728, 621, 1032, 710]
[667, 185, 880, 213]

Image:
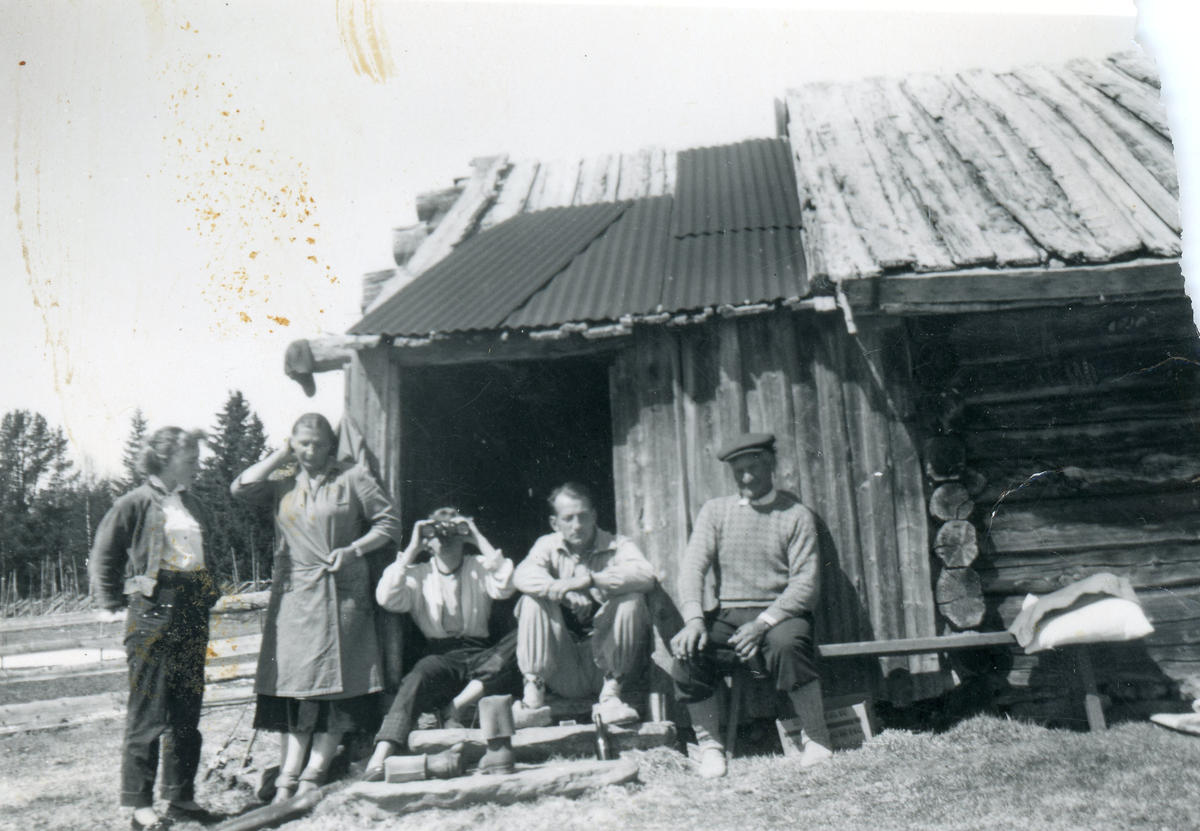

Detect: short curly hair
[137, 427, 206, 477]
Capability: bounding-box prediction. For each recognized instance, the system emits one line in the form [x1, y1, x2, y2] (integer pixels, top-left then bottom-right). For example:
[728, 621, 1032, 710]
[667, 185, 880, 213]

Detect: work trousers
[374, 631, 519, 749]
[120, 570, 214, 808]
[672, 608, 818, 704]
[516, 592, 650, 699]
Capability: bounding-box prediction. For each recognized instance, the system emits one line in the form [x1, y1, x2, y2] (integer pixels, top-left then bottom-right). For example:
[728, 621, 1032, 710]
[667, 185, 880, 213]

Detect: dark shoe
[255, 764, 280, 803]
[166, 803, 225, 825]
[426, 743, 465, 779]
[130, 814, 171, 831]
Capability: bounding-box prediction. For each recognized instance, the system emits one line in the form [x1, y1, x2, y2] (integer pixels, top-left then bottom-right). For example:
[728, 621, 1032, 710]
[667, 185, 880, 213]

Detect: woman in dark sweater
[90, 427, 223, 830]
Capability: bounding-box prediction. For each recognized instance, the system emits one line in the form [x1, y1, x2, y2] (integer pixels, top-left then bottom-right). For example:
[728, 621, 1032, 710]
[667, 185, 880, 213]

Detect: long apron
[255, 466, 383, 699]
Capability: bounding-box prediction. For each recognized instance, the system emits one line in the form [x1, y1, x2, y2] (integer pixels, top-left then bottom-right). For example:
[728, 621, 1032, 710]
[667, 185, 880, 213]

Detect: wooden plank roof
[786, 50, 1180, 285]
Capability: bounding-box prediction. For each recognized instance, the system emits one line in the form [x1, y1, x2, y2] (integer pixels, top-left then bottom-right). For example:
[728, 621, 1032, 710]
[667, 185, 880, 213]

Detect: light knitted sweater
[677, 491, 819, 625]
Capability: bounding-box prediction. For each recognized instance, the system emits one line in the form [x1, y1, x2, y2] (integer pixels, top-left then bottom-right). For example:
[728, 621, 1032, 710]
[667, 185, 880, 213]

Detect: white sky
[0, 0, 1195, 477]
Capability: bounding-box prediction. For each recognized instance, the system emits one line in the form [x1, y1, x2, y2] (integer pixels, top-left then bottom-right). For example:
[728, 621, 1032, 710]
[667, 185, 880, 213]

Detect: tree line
[0, 392, 276, 604]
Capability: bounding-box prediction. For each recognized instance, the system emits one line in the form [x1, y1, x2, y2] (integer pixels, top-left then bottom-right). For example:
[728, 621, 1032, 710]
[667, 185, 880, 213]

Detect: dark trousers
[121, 571, 214, 808]
[375, 631, 519, 749]
[672, 608, 818, 704]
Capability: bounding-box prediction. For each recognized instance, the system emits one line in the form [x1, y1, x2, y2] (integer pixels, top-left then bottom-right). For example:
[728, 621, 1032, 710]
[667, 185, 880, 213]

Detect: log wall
[610, 311, 943, 701]
[908, 297, 1200, 711]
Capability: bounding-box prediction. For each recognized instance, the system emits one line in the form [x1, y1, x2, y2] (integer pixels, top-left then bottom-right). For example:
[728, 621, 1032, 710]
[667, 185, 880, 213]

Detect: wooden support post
[1075, 646, 1107, 732]
[725, 672, 745, 763]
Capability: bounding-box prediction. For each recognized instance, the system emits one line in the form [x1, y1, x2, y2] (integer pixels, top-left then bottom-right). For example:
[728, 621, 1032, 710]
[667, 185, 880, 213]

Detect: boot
[426, 743, 465, 779]
[479, 695, 517, 775]
[788, 680, 833, 768]
[687, 695, 726, 778]
[594, 675, 640, 725]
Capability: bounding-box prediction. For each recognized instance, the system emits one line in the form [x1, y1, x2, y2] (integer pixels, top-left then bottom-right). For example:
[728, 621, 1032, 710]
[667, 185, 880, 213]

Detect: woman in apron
[232, 413, 401, 802]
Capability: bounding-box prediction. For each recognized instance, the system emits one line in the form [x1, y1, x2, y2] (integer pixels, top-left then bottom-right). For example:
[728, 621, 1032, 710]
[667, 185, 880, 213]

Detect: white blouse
[151, 475, 205, 572]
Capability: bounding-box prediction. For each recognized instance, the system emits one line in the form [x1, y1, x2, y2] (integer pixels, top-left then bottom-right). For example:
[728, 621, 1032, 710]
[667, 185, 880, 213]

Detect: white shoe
[697, 747, 727, 778]
[593, 698, 640, 726]
[800, 741, 833, 768]
[599, 676, 623, 705]
[512, 700, 552, 729]
[595, 676, 639, 725]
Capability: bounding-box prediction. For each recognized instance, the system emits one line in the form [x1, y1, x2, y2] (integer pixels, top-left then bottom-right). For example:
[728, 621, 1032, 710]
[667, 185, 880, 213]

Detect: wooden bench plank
[819, 631, 1017, 658]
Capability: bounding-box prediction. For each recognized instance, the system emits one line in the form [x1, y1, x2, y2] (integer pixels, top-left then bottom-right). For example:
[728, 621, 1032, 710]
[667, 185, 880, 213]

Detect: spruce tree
[193, 392, 274, 586]
[120, 408, 148, 492]
[0, 411, 79, 598]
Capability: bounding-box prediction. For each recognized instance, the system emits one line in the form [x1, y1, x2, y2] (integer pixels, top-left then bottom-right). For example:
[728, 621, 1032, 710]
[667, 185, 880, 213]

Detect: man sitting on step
[513, 482, 656, 727]
[363, 508, 518, 781]
[669, 432, 832, 778]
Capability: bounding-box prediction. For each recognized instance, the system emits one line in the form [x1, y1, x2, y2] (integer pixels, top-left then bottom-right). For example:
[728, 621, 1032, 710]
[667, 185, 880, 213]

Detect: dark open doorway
[397, 356, 616, 567]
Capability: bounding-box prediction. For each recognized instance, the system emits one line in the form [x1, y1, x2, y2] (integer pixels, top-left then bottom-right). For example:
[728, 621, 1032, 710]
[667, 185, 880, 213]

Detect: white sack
[1021, 594, 1154, 654]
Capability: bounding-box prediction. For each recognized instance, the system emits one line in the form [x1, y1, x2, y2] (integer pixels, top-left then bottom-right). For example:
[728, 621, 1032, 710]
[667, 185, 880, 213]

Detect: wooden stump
[923, 437, 965, 482]
[961, 467, 988, 498]
[408, 721, 675, 766]
[933, 520, 979, 568]
[930, 483, 974, 521]
[936, 568, 985, 629]
[346, 758, 640, 815]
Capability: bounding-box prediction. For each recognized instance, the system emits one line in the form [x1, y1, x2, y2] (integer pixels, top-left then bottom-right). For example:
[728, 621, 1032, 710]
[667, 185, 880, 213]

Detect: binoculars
[420, 518, 472, 539]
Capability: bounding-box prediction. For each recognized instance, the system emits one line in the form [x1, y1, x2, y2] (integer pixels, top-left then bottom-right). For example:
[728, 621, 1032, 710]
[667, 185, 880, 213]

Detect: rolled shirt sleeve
[230, 475, 277, 507]
[349, 464, 402, 545]
[513, 536, 560, 597]
[375, 561, 422, 614]
[480, 548, 517, 600]
[677, 502, 719, 623]
[592, 538, 656, 598]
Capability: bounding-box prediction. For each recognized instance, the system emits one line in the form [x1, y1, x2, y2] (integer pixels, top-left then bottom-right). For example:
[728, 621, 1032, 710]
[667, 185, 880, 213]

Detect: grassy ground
[2, 706, 1198, 831]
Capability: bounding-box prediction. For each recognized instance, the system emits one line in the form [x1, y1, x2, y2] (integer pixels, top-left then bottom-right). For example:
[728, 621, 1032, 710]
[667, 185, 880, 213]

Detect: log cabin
[290, 50, 1199, 724]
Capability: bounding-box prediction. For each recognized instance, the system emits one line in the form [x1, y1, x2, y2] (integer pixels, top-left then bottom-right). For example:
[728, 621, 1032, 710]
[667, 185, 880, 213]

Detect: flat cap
[717, 432, 776, 462]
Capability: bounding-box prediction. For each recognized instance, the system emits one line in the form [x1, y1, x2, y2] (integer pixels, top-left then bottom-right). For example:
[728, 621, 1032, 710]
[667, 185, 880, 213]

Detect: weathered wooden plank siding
[909, 297, 1200, 698]
[611, 311, 940, 699]
[345, 348, 402, 501]
[345, 349, 405, 690]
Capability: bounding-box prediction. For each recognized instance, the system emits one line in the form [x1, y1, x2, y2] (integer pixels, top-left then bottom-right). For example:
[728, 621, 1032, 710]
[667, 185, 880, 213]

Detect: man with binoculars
[363, 508, 517, 779]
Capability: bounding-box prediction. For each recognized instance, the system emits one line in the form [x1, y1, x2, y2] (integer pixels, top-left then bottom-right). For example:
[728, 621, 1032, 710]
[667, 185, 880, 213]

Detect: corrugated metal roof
[671, 138, 802, 238]
[352, 138, 811, 337]
[350, 202, 628, 336]
[663, 227, 808, 311]
[505, 196, 673, 327]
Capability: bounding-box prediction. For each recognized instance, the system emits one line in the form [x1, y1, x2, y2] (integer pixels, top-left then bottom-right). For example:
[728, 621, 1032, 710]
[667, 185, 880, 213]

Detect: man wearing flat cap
[669, 432, 831, 778]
